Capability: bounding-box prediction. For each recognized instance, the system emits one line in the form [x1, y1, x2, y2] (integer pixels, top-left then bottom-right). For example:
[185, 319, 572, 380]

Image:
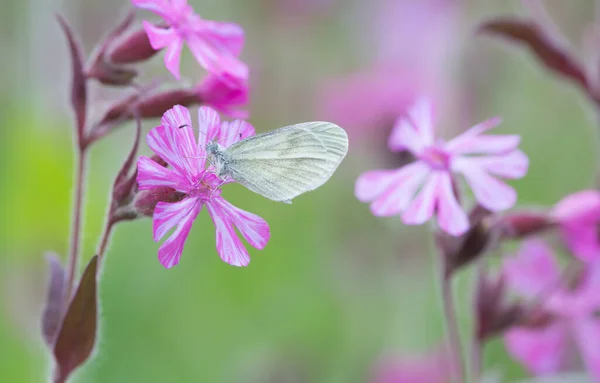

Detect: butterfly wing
[224, 122, 348, 203]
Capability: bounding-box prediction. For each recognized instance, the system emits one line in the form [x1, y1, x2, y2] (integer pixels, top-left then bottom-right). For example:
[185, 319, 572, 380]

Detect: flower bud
[476, 270, 526, 340]
[438, 205, 497, 274]
[107, 25, 159, 64]
[133, 187, 186, 217]
[497, 211, 554, 239]
[87, 60, 138, 87]
[84, 10, 141, 87]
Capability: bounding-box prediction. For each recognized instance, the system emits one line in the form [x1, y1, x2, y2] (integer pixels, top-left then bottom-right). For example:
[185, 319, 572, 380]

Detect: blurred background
[1, 0, 598, 382]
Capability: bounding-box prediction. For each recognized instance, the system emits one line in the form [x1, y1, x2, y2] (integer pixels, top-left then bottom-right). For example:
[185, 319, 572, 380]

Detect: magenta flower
[355, 98, 529, 236]
[503, 239, 600, 378]
[371, 348, 455, 383]
[136, 105, 269, 268]
[318, 0, 458, 141]
[551, 190, 600, 262]
[195, 73, 249, 119]
[132, 0, 248, 85]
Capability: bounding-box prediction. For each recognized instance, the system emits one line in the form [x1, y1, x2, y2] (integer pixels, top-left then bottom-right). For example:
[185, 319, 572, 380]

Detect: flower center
[189, 173, 222, 201]
[420, 144, 451, 170]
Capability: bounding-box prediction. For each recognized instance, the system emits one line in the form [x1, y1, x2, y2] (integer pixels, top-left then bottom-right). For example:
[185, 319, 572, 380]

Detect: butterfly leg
[209, 177, 229, 199]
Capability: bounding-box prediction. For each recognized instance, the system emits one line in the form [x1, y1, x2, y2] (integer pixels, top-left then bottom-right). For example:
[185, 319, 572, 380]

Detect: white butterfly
[205, 121, 349, 203]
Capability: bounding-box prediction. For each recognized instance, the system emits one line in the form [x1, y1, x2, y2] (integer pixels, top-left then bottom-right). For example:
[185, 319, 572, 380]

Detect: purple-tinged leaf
[56, 15, 87, 145]
[101, 9, 136, 50]
[53, 255, 98, 382]
[112, 116, 142, 206]
[41, 253, 66, 348]
[479, 17, 588, 89]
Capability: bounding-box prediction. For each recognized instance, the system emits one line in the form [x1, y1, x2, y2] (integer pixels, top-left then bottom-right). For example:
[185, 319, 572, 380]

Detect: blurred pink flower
[551, 190, 600, 262]
[355, 98, 528, 236]
[195, 73, 249, 119]
[318, 0, 458, 139]
[132, 0, 248, 85]
[137, 105, 269, 268]
[371, 348, 454, 383]
[503, 239, 600, 379]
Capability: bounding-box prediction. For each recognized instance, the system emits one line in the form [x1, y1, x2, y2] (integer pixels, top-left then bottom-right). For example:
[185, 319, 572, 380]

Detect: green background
[1, 0, 598, 382]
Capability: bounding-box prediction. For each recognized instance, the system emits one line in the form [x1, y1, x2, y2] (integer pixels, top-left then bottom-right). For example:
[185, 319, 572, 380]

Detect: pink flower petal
[407, 97, 434, 146]
[436, 173, 469, 236]
[211, 198, 270, 249]
[466, 150, 529, 179]
[551, 190, 600, 223]
[454, 158, 517, 211]
[369, 162, 430, 216]
[205, 199, 253, 267]
[142, 20, 176, 50]
[355, 169, 402, 203]
[163, 38, 184, 80]
[448, 134, 520, 155]
[197, 106, 221, 149]
[444, 117, 503, 154]
[153, 198, 201, 268]
[161, 104, 193, 130]
[201, 20, 245, 57]
[148, 107, 201, 177]
[218, 120, 255, 148]
[504, 323, 567, 375]
[560, 222, 600, 262]
[195, 74, 249, 119]
[132, 0, 170, 19]
[573, 318, 600, 380]
[503, 239, 561, 298]
[387, 117, 426, 155]
[187, 34, 248, 88]
[576, 262, 600, 308]
[137, 156, 188, 192]
[171, 0, 188, 11]
[372, 348, 455, 383]
[402, 171, 440, 225]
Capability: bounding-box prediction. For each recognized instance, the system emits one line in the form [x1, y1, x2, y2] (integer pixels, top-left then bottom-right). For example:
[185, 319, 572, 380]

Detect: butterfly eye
[178, 124, 188, 129]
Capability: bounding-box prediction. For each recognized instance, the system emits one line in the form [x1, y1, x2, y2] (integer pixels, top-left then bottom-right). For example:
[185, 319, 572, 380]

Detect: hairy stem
[97, 218, 115, 262]
[470, 335, 481, 383]
[65, 149, 87, 303]
[469, 262, 485, 383]
[440, 257, 464, 383]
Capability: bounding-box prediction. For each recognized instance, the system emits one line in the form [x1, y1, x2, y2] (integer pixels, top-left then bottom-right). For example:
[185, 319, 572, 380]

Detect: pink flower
[371, 347, 454, 383]
[132, 0, 248, 85]
[195, 73, 249, 119]
[136, 105, 269, 268]
[503, 239, 600, 379]
[551, 190, 600, 262]
[355, 98, 528, 236]
[318, 0, 458, 141]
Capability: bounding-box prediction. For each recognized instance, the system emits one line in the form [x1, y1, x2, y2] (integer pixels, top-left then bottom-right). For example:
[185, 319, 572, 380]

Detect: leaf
[479, 17, 588, 89]
[53, 255, 98, 382]
[41, 253, 66, 347]
[56, 14, 88, 145]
